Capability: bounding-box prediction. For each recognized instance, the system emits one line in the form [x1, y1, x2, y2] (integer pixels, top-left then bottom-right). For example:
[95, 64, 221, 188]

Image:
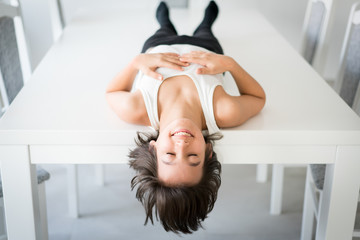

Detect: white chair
[1, 0, 98, 219]
[301, 3, 360, 239]
[0, 5, 51, 239]
[300, 0, 333, 70]
[333, 2, 360, 111]
[0, 1, 30, 116]
[353, 84, 360, 116]
[263, 0, 334, 215]
[0, 167, 50, 240]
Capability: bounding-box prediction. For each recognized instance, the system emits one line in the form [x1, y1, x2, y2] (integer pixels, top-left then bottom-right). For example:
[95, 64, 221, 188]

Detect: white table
[1, 2, 360, 240]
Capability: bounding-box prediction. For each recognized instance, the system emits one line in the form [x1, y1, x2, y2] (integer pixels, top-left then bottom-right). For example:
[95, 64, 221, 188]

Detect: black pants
[141, 22, 223, 54]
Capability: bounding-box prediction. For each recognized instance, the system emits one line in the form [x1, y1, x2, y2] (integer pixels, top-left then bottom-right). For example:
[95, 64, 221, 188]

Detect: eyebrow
[161, 159, 201, 167]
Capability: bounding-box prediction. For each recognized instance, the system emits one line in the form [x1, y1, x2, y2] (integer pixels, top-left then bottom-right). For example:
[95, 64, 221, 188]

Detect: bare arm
[105, 53, 189, 124]
[180, 51, 266, 127]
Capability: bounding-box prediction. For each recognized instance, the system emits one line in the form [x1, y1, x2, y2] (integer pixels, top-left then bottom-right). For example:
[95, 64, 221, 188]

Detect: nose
[175, 139, 189, 148]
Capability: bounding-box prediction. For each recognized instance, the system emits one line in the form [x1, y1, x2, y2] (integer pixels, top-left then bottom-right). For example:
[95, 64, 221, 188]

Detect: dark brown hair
[129, 131, 222, 234]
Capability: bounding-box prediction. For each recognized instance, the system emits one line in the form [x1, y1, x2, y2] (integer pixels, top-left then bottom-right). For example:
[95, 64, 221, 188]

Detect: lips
[171, 129, 194, 137]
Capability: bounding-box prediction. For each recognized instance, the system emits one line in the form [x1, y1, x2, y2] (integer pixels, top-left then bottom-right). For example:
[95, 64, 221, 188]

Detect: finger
[187, 51, 205, 55]
[180, 53, 197, 59]
[197, 67, 210, 75]
[146, 69, 163, 81]
[160, 61, 185, 71]
[179, 55, 207, 66]
[180, 51, 207, 60]
[163, 52, 180, 58]
[165, 56, 190, 66]
[157, 53, 189, 67]
[183, 51, 206, 58]
[159, 56, 187, 70]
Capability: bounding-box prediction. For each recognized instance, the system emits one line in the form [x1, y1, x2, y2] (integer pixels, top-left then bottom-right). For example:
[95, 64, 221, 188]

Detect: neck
[157, 75, 206, 131]
[159, 102, 204, 131]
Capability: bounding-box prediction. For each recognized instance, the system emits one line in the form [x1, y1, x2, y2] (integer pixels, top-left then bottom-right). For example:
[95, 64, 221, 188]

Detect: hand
[133, 53, 189, 80]
[180, 51, 234, 75]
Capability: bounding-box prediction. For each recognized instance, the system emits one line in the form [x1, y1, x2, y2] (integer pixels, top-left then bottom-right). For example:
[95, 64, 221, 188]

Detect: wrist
[224, 56, 237, 72]
[131, 54, 142, 70]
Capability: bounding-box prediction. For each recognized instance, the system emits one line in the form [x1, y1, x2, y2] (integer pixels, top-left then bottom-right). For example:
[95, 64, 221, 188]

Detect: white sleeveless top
[134, 44, 223, 134]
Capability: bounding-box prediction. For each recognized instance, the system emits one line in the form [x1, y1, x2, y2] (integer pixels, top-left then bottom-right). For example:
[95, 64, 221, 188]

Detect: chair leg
[0, 199, 7, 240]
[37, 182, 49, 240]
[95, 165, 105, 186]
[0, 183, 50, 240]
[256, 164, 268, 183]
[270, 164, 284, 215]
[67, 165, 79, 218]
[300, 166, 315, 240]
[0, 68, 9, 115]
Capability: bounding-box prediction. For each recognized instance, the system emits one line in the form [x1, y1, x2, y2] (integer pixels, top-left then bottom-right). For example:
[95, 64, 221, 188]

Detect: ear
[149, 140, 156, 150]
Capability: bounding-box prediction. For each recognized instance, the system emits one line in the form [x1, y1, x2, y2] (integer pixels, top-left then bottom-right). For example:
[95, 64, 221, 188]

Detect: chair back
[300, 0, 333, 66]
[0, 71, 7, 117]
[0, 1, 32, 116]
[0, 16, 24, 105]
[335, 2, 360, 112]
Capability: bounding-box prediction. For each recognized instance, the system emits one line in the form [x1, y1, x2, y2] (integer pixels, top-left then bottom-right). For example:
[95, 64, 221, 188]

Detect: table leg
[316, 146, 360, 240]
[95, 165, 105, 186]
[270, 164, 284, 215]
[67, 165, 79, 218]
[0, 145, 41, 240]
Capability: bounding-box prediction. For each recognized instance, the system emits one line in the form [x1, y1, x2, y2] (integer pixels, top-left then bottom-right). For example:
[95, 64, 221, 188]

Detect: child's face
[150, 118, 206, 186]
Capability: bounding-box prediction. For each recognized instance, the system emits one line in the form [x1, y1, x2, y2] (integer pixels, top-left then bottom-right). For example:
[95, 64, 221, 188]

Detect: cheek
[157, 162, 203, 186]
[157, 161, 168, 181]
[196, 141, 207, 155]
[155, 135, 172, 149]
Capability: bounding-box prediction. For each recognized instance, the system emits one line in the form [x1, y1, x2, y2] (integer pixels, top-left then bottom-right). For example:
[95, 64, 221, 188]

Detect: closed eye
[188, 154, 200, 167]
[167, 152, 175, 155]
[189, 162, 201, 167]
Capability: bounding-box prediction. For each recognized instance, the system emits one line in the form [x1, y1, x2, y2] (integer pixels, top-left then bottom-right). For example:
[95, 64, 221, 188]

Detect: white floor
[42, 164, 306, 240]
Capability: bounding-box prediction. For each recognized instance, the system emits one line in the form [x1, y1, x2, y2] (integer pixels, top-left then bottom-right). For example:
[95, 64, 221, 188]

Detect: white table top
[0, 2, 359, 146]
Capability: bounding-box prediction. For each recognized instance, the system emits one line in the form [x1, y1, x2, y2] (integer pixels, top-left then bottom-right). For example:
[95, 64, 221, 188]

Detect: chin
[170, 119, 201, 131]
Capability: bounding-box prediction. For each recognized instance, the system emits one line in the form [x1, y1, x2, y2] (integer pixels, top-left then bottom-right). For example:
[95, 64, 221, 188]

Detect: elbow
[261, 91, 266, 109]
[105, 92, 112, 104]
[252, 91, 266, 116]
[258, 87, 266, 110]
[250, 88, 266, 112]
[258, 96, 266, 113]
[105, 86, 114, 94]
[105, 93, 116, 114]
[105, 92, 143, 124]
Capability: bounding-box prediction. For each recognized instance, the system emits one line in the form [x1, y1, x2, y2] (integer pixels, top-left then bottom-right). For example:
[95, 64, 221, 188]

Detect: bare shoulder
[212, 86, 239, 128]
[106, 90, 150, 125]
[213, 86, 265, 128]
